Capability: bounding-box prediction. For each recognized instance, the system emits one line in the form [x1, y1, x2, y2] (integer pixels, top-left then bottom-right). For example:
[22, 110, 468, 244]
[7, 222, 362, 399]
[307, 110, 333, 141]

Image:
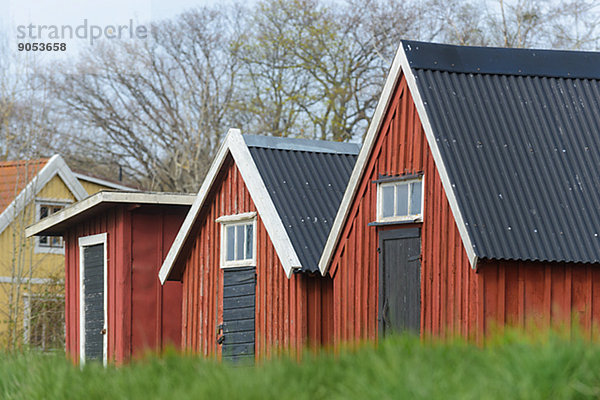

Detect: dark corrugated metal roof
[404, 40, 600, 264]
[403, 40, 600, 79]
[246, 136, 359, 272]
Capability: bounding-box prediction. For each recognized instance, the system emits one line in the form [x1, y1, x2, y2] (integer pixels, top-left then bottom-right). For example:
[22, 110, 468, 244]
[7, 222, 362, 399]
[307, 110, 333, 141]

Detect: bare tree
[40, 7, 242, 192]
[31, 0, 600, 193]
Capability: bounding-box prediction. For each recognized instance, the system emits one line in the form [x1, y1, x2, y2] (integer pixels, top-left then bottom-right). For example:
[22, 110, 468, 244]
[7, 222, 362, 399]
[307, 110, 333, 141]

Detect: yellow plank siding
[77, 179, 116, 195]
[0, 173, 80, 348]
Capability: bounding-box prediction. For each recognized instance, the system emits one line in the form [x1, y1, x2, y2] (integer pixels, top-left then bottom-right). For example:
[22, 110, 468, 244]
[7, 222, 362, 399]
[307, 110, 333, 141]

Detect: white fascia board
[159, 130, 236, 284]
[26, 191, 195, 237]
[0, 155, 88, 236]
[398, 44, 478, 268]
[159, 128, 302, 284]
[317, 41, 478, 275]
[229, 132, 301, 278]
[74, 173, 135, 191]
[317, 45, 406, 275]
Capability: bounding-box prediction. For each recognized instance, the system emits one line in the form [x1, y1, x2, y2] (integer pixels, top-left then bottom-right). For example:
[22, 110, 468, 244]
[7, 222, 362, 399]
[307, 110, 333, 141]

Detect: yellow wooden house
[0, 154, 130, 349]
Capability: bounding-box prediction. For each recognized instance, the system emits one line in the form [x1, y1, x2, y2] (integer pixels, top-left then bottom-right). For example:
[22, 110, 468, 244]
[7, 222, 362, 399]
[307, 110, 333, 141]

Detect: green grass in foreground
[1, 331, 600, 399]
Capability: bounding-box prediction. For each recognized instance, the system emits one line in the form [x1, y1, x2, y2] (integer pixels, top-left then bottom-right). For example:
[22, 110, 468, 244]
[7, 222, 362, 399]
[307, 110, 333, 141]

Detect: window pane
[396, 184, 409, 216]
[52, 207, 62, 214]
[51, 237, 62, 248]
[410, 181, 423, 215]
[381, 185, 394, 218]
[39, 236, 48, 246]
[245, 224, 253, 260]
[226, 226, 235, 261]
[236, 225, 245, 260]
[40, 206, 48, 219]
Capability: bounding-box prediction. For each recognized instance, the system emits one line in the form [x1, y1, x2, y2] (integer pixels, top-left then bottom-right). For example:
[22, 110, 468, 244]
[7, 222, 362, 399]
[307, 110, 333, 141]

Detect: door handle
[101, 328, 106, 335]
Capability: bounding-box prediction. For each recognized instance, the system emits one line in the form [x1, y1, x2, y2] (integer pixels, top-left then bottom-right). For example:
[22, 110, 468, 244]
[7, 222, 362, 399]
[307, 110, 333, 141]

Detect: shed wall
[64, 206, 127, 363]
[64, 205, 184, 364]
[180, 156, 331, 359]
[328, 75, 481, 345]
[479, 260, 600, 336]
[131, 209, 183, 356]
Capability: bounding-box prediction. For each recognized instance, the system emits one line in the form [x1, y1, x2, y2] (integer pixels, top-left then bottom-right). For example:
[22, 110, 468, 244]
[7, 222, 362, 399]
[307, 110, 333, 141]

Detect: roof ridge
[242, 134, 360, 155]
[402, 40, 600, 80]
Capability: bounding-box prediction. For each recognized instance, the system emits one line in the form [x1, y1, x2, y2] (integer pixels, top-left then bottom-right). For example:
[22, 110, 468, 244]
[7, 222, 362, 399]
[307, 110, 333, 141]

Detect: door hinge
[377, 247, 381, 254]
[217, 335, 225, 345]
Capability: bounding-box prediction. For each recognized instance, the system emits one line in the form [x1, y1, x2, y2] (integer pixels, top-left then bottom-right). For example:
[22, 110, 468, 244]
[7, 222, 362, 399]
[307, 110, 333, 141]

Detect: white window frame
[78, 233, 108, 366]
[217, 212, 257, 268]
[34, 199, 72, 254]
[377, 177, 424, 223]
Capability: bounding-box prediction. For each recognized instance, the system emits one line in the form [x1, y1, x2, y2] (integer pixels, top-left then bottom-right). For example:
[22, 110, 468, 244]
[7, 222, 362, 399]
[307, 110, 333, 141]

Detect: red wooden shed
[26, 191, 194, 364]
[318, 41, 600, 344]
[159, 130, 358, 361]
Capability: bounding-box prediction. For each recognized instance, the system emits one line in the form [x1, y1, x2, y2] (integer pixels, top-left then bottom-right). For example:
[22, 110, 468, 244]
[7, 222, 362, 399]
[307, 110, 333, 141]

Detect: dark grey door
[83, 244, 104, 361]
[220, 266, 255, 362]
[378, 228, 421, 336]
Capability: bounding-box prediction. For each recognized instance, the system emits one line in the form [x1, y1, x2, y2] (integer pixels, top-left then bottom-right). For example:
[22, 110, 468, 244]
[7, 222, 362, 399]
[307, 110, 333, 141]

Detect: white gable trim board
[0, 155, 89, 236]
[159, 129, 302, 284]
[317, 42, 478, 275]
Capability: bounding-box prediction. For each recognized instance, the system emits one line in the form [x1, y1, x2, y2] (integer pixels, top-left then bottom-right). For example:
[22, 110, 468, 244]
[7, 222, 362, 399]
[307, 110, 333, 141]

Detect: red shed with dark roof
[159, 130, 358, 361]
[320, 41, 600, 344]
[27, 191, 194, 364]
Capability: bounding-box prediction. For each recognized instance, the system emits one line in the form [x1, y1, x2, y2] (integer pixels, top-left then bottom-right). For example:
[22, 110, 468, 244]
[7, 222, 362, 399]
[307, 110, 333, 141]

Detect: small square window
[35, 201, 68, 253]
[220, 216, 256, 268]
[377, 177, 423, 222]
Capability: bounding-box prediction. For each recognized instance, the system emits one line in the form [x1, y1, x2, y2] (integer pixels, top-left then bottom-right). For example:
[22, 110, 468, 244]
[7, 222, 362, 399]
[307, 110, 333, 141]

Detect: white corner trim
[78, 233, 108, 366]
[159, 128, 302, 284]
[398, 45, 478, 269]
[74, 173, 135, 191]
[317, 45, 406, 276]
[317, 41, 479, 275]
[215, 211, 257, 223]
[0, 154, 88, 237]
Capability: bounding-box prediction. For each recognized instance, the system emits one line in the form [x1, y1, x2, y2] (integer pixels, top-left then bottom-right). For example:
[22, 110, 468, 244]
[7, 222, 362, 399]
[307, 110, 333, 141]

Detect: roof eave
[25, 191, 195, 237]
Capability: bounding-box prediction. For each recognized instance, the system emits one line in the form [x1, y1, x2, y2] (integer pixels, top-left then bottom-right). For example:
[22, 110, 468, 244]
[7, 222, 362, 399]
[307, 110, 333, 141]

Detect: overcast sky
[1, 0, 228, 62]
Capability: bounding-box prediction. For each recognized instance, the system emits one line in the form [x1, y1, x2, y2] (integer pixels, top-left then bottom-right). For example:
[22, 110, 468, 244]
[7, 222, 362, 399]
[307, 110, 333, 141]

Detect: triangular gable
[159, 129, 302, 283]
[246, 137, 358, 273]
[318, 41, 476, 275]
[0, 155, 89, 236]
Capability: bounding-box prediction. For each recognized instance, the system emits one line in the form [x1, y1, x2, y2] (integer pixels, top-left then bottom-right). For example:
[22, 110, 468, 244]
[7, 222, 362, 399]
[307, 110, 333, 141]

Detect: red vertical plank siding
[161, 210, 184, 349]
[179, 156, 310, 358]
[329, 74, 481, 346]
[478, 260, 600, 336]
[63, 205, 185, 364]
